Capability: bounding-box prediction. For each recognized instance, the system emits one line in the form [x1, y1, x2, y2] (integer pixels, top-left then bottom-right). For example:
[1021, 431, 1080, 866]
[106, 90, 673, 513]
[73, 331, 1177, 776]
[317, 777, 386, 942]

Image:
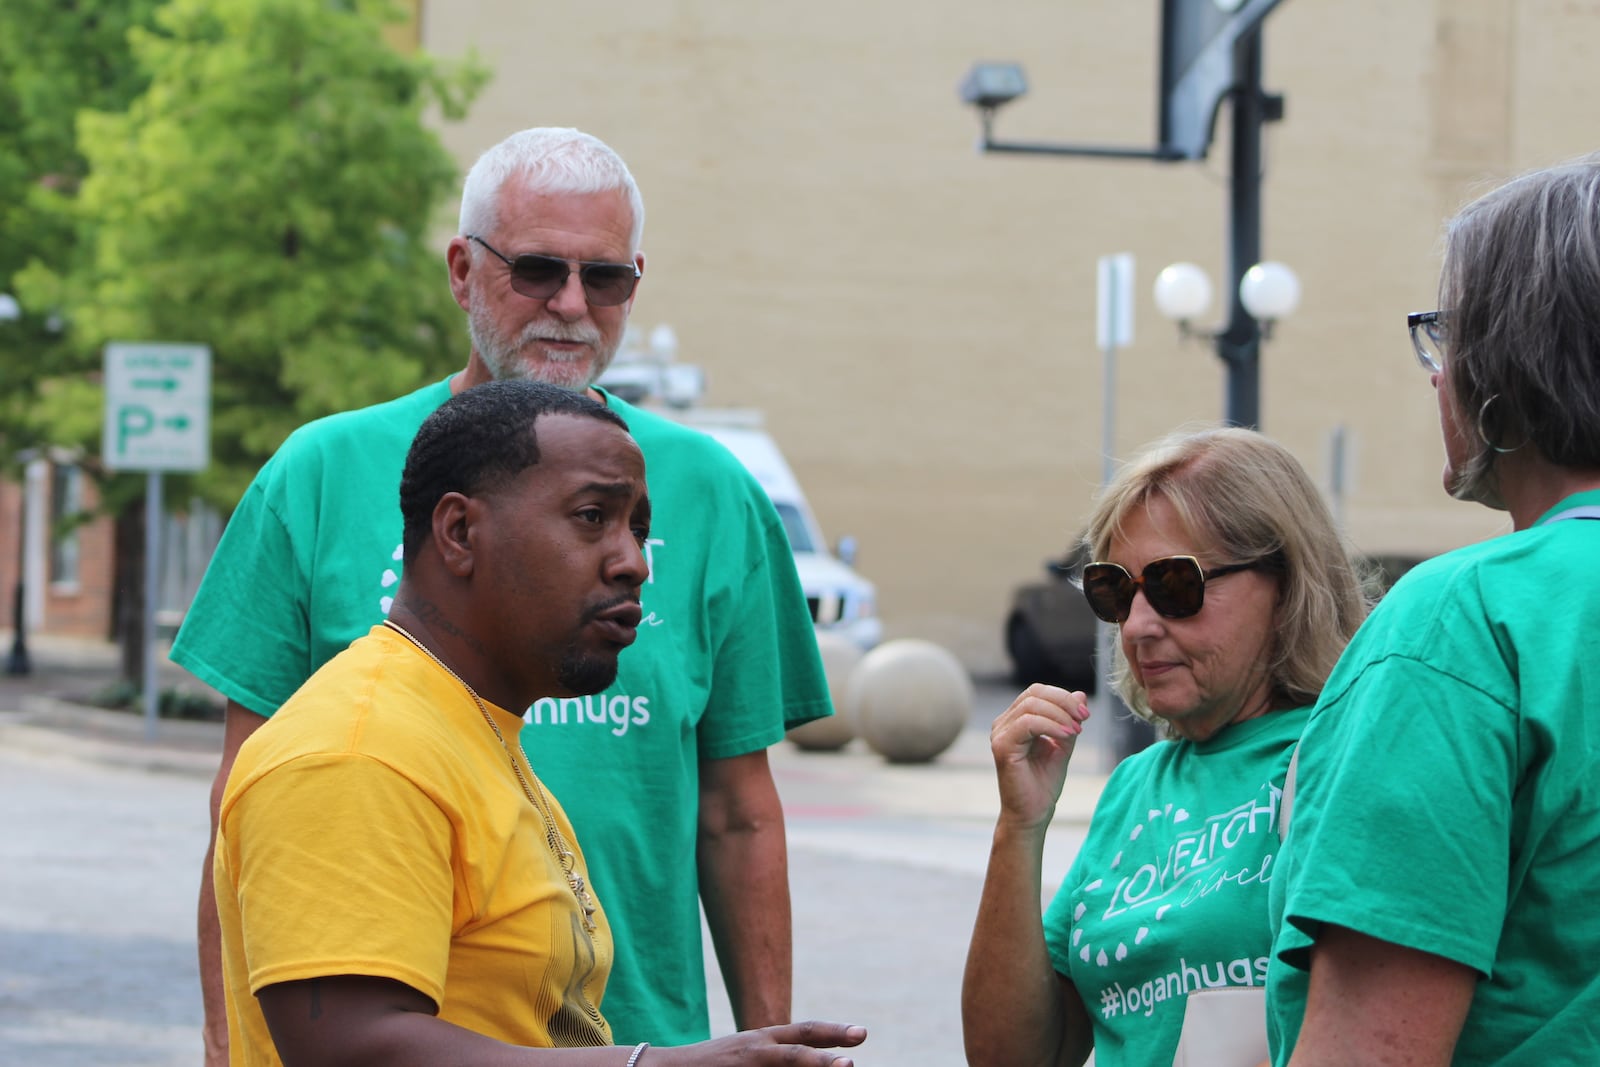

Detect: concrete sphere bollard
[844, 638, 972, 764]
[785, 631, 864, 751]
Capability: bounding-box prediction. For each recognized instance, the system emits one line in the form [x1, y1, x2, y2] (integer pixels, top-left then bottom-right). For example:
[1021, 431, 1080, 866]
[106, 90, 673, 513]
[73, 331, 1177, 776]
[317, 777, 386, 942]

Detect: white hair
[457, 127, 644, 249]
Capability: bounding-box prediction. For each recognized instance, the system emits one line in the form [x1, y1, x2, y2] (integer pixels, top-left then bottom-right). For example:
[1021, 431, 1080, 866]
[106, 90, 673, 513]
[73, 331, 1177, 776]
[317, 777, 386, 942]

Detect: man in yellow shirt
[213, 379, 866, 1066]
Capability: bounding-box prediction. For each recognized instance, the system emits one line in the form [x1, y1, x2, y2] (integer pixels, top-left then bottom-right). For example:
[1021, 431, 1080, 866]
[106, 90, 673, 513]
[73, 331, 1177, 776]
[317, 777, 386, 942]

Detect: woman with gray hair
[962, 427, 1367, 1067]
[1266, 156, 1600, 1065]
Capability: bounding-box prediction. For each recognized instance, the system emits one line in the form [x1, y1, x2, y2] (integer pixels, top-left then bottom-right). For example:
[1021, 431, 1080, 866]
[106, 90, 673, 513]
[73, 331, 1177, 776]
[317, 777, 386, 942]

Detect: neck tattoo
[382, 619, 598, 933]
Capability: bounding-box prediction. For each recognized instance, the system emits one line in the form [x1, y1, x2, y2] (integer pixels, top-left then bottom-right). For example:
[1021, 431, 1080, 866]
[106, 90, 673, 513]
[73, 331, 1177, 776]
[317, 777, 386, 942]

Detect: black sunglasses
[468, 234, 640, 307]
[1080, 554, 1260, 624]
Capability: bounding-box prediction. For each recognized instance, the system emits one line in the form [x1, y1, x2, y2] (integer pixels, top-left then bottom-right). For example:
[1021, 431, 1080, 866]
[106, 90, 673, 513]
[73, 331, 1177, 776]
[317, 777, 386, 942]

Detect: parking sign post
[1089, 256, 1155, 768]
[103, 343, 211, 740]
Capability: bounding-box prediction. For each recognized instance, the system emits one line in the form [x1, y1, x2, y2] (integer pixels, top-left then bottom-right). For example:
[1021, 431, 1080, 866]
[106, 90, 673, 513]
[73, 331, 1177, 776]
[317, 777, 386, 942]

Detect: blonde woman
[962, 428, 1366, 1067]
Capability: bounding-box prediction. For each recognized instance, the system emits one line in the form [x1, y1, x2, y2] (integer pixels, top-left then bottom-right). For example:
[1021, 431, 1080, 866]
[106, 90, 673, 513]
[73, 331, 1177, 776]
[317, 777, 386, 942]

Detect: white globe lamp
[1238, 261, 1301, 322]
[1152, 262, 1214, 323]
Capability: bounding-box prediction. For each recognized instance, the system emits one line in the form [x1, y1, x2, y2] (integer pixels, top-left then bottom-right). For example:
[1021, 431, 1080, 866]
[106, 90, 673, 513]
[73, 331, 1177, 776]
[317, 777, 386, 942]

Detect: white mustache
[519, 321, 601, 348]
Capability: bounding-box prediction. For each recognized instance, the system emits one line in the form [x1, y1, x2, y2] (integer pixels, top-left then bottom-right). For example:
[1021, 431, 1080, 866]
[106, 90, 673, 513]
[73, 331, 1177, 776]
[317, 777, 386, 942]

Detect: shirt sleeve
[1277, 656, 1516, 977]
[696, 488, 832, 760]
[220, 754, 456, 1003]
[169, 469, 311, 716]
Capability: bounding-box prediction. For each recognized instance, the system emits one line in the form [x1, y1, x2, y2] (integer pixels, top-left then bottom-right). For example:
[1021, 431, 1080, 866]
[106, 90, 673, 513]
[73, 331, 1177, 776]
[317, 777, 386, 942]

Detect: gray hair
[458, 127, 645, 250]
[1440, 153, 1600, 501]
[1082, 426, 1370, 727]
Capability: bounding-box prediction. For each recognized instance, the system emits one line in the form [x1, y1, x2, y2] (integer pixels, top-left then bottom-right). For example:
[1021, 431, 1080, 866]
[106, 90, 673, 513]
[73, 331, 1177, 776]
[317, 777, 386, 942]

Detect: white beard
[466, 284, 619, 390]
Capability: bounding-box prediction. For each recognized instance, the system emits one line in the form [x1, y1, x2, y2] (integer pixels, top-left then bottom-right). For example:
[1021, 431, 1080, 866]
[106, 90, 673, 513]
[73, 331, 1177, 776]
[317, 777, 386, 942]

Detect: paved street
[0, 748, 207, 1067]
[0, 640, 1110, 1066]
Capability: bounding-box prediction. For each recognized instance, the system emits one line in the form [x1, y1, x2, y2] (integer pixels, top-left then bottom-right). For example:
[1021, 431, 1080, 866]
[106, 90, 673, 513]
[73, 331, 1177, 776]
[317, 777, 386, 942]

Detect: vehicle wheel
[1006, 615, 1057, 686]
[1058, 650, 1098, 696]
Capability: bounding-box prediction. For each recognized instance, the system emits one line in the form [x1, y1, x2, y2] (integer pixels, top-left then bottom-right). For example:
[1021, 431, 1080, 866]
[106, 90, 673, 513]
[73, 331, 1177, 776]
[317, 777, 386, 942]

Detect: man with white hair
[175, 127, 830, 1065]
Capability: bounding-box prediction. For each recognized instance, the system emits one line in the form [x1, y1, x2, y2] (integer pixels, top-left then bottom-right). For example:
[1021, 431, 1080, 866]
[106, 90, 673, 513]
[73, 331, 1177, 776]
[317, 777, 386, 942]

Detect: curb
[0, 698, 220, 780]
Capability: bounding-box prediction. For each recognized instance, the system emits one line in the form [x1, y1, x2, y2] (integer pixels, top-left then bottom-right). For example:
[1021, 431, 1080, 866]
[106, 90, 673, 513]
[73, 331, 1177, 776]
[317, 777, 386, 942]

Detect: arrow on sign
[132, 377, 180, 391]
[163, 415, 191, 431]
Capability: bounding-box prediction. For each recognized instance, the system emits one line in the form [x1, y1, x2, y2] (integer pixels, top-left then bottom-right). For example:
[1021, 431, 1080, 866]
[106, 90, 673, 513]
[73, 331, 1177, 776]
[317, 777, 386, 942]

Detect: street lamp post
[1216, 32, 1271, 427]
[960, 3, 1291, 427]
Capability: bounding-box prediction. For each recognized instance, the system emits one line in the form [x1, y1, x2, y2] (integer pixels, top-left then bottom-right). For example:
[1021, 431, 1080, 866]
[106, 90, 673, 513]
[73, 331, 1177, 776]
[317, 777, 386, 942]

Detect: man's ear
[620, 248, 646, 316]
[431, 492, 476, 577]
[446, 237, 474, 312]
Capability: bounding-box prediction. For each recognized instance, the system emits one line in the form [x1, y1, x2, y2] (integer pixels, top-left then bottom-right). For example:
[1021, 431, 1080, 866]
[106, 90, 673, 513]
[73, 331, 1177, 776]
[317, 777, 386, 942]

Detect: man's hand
[657, 1021, 868, 1066]
[260, 975, 864, 1067]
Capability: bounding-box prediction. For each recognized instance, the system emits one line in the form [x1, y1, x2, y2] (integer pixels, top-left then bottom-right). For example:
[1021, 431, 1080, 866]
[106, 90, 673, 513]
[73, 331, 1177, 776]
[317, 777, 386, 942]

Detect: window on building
[49, 463, 83, 589]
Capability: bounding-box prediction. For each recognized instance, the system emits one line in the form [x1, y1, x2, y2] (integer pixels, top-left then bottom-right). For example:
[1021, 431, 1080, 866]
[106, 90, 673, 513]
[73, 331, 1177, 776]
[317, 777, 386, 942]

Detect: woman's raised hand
[988, 684, 1091, 833]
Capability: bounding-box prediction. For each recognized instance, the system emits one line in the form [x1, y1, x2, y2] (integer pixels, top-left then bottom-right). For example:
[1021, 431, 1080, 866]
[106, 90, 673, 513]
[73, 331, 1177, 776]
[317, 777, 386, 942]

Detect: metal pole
[7, 455, 40, 675]
[1101, 300, 1117, 492]
[6, 571, 28, 675]
[1220, 29, 1266, 429]
[1091, 297, 1119, 768]
[7, 482, 28, 675]
[1089, 259, 1153, 768]
[1329, 423, 1348, 529]
[143, 470, 162, 741]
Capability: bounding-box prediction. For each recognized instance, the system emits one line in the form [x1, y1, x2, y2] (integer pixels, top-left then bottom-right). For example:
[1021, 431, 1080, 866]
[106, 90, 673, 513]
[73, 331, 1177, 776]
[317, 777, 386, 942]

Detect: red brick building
[0, 457, 215, 643]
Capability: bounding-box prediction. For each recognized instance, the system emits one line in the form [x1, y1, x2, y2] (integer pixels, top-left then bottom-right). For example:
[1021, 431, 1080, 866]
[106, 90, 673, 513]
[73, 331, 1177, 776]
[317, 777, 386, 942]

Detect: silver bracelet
[625, 1042, 650, 1067]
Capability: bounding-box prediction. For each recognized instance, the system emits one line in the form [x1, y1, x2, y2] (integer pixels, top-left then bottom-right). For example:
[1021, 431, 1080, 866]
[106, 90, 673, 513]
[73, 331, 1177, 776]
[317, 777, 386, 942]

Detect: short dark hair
[1441, 153, 1600, 499]
[399, 380, 628, 563]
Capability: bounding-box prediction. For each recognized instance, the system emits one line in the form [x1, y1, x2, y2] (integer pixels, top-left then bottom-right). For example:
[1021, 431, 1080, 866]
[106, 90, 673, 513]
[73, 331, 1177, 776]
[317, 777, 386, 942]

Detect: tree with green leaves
[2, 0, 487, 682]
[0, 0, 166, 466]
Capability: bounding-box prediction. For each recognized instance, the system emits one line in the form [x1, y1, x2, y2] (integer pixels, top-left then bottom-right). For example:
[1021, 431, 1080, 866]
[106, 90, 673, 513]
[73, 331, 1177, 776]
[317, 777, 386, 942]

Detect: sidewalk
[0, 631, 223, 778]
[0, 631, 1109, 842]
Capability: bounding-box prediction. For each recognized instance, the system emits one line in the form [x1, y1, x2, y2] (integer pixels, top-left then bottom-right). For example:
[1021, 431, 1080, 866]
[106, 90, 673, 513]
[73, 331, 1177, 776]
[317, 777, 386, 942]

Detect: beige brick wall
[419, 0, 1597, 669]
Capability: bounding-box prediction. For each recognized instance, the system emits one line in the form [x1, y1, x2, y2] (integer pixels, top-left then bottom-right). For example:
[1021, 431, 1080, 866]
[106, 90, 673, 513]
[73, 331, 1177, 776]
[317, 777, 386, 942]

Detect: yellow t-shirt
[215, 625, 613, 1064]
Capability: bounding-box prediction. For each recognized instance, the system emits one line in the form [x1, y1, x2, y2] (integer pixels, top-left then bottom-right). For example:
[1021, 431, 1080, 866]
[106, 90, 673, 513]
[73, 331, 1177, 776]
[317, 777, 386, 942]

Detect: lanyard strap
[1544, 505, 1600, 524]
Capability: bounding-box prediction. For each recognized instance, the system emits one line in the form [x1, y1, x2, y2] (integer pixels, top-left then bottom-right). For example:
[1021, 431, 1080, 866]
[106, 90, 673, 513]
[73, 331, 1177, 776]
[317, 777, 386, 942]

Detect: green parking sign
[102, 343, 211, 472]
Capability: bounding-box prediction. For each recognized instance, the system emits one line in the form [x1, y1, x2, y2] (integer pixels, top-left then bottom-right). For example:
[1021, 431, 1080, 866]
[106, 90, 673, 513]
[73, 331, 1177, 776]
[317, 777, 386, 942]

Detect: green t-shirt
[1043, 706, 1307, 1067]
[1267, 489, 1600, 1065]
[172, 379, 831, 1046]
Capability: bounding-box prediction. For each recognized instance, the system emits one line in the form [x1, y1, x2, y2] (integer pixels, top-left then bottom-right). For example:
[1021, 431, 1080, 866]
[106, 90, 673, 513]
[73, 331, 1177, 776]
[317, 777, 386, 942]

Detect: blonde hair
[1083, 426, 1369, 725]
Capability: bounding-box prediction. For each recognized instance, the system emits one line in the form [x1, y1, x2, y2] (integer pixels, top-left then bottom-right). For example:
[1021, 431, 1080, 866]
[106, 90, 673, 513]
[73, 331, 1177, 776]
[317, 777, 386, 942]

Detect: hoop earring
[1476, 394, 1526, 455]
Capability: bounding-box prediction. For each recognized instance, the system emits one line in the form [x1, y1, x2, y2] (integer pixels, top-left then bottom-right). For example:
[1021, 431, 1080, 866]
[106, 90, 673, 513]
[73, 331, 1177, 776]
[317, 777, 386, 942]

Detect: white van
[599, 350, 882, 650]
[671, 409, 883, 651]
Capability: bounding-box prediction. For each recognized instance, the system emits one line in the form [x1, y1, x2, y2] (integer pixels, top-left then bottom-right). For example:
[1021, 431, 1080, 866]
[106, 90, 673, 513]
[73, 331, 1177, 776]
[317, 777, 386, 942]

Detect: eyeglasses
[1407, 310, 1446, 373]
[468, 235, 640, 307]
[1080, 555, 1260, 624]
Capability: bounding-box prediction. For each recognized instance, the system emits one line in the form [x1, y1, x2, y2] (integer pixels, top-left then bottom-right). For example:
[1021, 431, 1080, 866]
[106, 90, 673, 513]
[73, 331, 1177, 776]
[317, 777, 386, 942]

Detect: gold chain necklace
[382, 619, 598, 932]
